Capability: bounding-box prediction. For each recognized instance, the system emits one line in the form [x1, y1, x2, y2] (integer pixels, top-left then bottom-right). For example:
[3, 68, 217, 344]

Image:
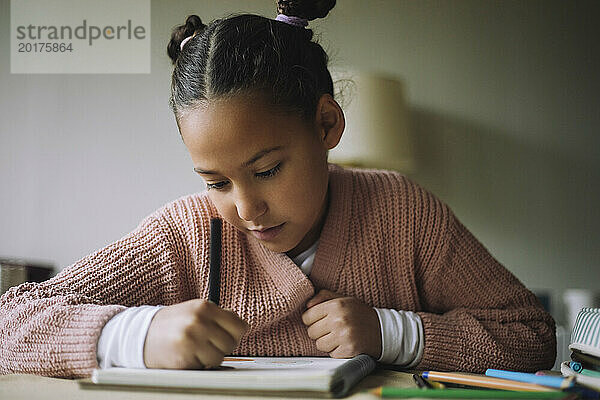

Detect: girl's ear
[315, 94, 345, 150]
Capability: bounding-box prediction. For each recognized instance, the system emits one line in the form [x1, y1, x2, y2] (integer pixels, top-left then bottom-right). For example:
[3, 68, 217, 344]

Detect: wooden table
[0, 368, 414, 399]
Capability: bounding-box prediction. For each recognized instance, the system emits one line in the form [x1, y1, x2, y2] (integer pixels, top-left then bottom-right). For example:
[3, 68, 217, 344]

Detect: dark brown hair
[167, 0, 336, 123]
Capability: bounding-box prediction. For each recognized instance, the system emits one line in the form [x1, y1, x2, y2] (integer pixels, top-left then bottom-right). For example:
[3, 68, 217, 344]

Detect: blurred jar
[563, 289, 599, 331]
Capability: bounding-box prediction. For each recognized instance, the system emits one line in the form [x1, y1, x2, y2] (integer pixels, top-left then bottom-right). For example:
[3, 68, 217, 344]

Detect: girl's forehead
[179, 97, 310, 148]
[179, 97, 314, 169]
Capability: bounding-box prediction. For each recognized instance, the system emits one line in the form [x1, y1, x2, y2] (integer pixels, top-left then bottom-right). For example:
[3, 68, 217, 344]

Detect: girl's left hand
[301, 289, 382, 359]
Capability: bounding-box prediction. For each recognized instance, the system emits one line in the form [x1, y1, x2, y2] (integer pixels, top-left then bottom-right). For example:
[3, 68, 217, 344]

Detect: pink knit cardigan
[0, 164, 556, 378]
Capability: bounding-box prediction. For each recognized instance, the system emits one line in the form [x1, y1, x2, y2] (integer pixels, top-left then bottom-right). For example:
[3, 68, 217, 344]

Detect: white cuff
[97, 305, 163, 369]
[374, 308, 424, 367]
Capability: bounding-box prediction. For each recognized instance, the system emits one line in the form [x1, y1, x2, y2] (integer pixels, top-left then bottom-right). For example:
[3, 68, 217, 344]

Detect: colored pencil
[422, 371, 557, 392]
[424, 377, 446, 389]
[485, 369, 575, 389]
[369, 387, 566, 398]
[570, 362, 600, 377]
[413, 374, 432, 388]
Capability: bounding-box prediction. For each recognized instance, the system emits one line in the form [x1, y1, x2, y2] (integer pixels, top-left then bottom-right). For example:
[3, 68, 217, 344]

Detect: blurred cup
[0, 263, 27, 295]
[0, 258, 54, 296]
[563, 289, 598, 331]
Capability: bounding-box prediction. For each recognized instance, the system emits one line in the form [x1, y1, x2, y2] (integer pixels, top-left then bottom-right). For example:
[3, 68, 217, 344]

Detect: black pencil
[209, 218, 222, 305]
[413, 373, 433, 389]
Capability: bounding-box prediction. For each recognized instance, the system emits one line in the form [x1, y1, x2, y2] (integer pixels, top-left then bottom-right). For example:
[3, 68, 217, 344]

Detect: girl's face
[178, 94, 343, 258]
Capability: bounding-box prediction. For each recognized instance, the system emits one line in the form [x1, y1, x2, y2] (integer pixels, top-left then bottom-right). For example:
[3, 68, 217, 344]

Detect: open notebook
[87, 355, 377, 398]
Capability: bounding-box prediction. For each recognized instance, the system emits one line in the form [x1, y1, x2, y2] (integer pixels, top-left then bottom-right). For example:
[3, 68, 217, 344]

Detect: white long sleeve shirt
[97, 240, 423, 369]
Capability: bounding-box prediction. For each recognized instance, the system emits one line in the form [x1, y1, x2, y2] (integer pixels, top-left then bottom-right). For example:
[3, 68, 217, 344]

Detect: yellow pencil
[422, 371, 556, 392]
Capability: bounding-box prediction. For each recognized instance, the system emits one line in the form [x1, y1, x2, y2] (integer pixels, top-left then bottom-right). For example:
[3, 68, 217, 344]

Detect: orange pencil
[422, 371, 556, 392]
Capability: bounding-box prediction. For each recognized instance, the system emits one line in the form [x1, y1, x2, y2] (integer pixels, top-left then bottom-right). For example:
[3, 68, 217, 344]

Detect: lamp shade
[329, 71, 415, 172]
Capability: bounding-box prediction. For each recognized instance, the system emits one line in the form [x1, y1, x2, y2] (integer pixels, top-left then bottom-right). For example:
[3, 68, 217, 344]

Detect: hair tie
[275, 14, 308, 28]
[180, 35, 194, 51]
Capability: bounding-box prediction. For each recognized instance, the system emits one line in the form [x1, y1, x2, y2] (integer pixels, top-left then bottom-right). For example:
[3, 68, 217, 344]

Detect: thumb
[306, 289, 342, 309]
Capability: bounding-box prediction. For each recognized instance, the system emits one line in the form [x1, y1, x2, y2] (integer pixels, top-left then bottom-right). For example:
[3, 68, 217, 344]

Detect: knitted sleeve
[413, 195, 556, 373]
[0, 213, 184, 378]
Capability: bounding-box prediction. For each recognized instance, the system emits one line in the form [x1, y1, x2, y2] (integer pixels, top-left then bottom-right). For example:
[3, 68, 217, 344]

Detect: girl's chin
[260, 239, 293, 253]
[256, 237, 302, 256]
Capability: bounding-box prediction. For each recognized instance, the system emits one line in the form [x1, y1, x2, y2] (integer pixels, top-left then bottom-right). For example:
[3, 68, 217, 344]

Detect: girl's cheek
[213, 199, 240, 228]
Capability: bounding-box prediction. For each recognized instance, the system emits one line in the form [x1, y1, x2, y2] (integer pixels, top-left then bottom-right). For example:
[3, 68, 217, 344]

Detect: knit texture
[0, 164, 556, 378]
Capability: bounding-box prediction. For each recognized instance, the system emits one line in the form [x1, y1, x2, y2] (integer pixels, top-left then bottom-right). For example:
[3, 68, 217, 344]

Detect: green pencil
[369, 387, 567, 398]
[580, 368, 600, 378]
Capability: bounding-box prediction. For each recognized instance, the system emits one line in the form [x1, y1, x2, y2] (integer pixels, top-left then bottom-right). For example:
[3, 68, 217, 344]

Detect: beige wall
[1, 0, 598, 324]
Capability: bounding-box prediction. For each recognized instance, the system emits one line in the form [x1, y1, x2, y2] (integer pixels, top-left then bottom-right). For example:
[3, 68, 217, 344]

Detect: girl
[0, 0, 556, 378]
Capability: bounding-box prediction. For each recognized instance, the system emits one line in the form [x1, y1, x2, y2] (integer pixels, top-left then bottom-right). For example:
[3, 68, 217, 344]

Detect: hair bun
[276, 0, 336, 21]
[167, 15, 206, 64]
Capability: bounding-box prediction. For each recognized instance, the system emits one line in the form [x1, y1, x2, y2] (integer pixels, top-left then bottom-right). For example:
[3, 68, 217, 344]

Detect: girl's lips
[250, 223, 285, 241]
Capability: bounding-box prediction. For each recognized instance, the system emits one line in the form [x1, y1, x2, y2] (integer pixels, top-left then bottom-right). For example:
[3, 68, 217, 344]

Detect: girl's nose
[235, 190, 267, 222]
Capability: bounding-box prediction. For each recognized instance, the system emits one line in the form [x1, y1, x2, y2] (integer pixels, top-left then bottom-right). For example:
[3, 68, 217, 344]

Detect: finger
[213, 309, 249, 342]
[194, 301, 248, 342]
[306, 316, 332, 340]
[194, 340, 226, 369]
[306, 289, 341, 308]
[315, 332, 338, 354]
[208, 330, 236, 354]
[329, 345, 351, 359]
[191, 319, 236, 354]
[180, 316, 234, 359]
[302, 303, 327, 326]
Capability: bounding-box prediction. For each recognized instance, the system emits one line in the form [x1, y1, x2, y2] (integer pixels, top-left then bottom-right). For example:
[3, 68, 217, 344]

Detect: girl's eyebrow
[194, 145, 284, 175]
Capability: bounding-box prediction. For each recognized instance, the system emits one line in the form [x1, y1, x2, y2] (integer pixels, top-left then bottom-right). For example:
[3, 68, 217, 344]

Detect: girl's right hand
[143, 299, 249, 369]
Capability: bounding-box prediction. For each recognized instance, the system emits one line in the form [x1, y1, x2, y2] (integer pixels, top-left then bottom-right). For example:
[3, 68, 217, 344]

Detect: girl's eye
[256, 163, 281, 179]
[206, 181, 229, 190]
[205, 163, 281, 190]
